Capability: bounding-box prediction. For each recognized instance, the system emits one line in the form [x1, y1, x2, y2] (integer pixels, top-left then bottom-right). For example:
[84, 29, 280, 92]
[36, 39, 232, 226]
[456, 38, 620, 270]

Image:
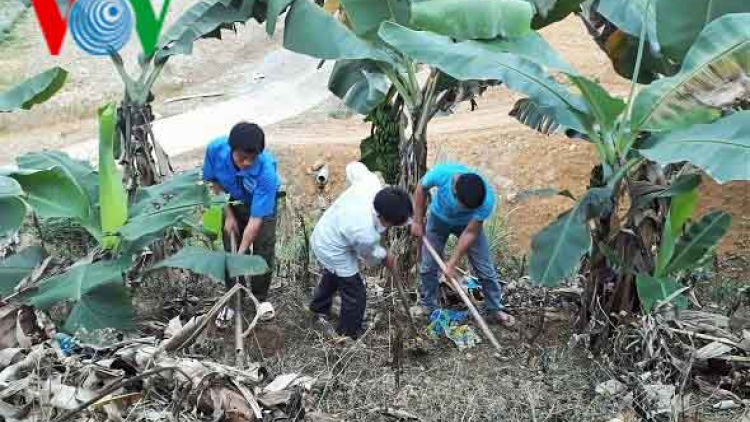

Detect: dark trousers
[310, 270, 366, 339]
[222, 203, 277, 302]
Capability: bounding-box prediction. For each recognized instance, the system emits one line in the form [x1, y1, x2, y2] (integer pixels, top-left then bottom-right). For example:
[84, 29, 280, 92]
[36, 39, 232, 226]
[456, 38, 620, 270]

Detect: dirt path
[2, 13, 748, 256]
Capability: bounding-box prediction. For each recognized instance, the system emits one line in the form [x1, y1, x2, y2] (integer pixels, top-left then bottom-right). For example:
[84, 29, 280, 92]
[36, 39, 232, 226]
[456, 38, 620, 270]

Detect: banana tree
[505, 12, 750, 347]
[108, 0, 268, 196]
[0, 104, 268, 335]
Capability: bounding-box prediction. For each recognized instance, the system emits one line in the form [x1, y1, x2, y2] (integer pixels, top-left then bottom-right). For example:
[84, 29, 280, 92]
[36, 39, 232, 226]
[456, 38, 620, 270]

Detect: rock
[596, 380, 626, 397]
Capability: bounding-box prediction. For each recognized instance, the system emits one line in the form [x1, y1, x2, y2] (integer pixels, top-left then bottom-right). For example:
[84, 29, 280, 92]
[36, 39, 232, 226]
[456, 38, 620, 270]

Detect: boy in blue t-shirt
[203, 122, 280, 301]
[411, 162, 515, 328]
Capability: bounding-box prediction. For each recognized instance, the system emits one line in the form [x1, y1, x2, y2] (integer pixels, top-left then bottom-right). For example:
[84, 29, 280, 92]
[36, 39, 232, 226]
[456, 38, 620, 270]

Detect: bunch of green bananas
[361, 101, 401, 184]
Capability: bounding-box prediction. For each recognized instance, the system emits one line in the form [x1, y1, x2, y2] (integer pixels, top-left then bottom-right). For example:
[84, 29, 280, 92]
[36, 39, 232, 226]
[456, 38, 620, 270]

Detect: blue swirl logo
[69, 0, 133, 56]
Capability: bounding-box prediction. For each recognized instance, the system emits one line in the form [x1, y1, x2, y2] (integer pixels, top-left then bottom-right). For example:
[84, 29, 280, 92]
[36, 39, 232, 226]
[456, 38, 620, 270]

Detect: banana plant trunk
[117, 98, 173, 199]
[581, 162, 667, 351]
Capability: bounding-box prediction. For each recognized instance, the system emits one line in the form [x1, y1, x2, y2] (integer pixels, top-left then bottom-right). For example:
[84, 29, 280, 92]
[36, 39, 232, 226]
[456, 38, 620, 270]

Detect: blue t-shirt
[422, 162, 495, 226]
[202, 136, 280, 218]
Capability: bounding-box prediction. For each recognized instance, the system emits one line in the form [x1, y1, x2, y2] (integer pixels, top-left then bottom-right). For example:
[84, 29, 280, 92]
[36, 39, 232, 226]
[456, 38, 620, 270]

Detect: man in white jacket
[310, 162, 413, 340]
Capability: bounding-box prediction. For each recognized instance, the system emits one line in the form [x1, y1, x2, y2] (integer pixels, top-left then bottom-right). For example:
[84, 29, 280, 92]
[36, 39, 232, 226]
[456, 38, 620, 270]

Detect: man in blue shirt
[203, 122, 281, 301]
[411, 162, 515, 328]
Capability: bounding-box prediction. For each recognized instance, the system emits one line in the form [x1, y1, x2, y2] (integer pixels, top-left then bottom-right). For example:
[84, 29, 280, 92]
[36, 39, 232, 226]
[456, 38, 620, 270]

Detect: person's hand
[224, 214, 239, 237]
[444, 260, 458, 282]
[410, 220, 424, 238]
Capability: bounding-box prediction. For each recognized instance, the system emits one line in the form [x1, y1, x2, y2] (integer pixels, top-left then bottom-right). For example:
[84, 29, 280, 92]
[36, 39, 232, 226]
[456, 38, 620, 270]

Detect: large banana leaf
[283, 0, 394, 64]
[21, 259, 133, 333]
[665, 211, 731, 275]
[0, 67, 67, 112]
[0, 176, 26, 238]
[120, 170, 217, 254]
[656, 0, 750, 63]
[98, 105, 128, 251]
[636, 111, 750, 184]
[16, 151, 99, 207]
[529, 187, 612, 286]
[8, 168, 100, 239]
[328, 59, 390, 114]
[378, 22, 590, 127]
[155, 0, 258, 62]
[0, 247, 45, 297]
[632, 14, 750, 133]
[410, 0, 533, 40]
[525, 0, 586, 29]
[636, 274, 688, 313]
[149, 246, 269, 283]
[340, 0, 410, 38]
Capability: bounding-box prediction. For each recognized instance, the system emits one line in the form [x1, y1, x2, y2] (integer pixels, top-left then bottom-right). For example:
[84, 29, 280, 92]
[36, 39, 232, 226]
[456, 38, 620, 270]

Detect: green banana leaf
[155, 0, 259, 62]
[120, 169, 219, 254]
[283, 0, 394, 64]
[665, 211, 731, 275]
[340, 0, 410, 38]
[636, 111, 750, 184]
[529, 187, 612, 286]
[98, 104, 128, 251]
[656, 0, 750, 63]
[567, 75, 625, 133]
[655, 188, 698, 277]
[410, 0, 533, 40]
[0, 176, 26, 238]
[149, 246, 268, 283]
[328, 59, 391, 115]
[8, 168, 100, 239]
[16, 151, 99, 208]
[378, 22, 590, 127]
[0, 67, 68, 112]
[636, 274, 688, 313]
[632, 14, 750, 133]
[20, 259, 133, 333]
[0, 246, 45, 297]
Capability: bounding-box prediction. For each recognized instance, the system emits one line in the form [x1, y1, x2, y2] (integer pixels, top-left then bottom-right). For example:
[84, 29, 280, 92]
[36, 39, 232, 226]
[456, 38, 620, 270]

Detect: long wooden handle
[422, 238, 503, 353]
[230, 234, 244, 368]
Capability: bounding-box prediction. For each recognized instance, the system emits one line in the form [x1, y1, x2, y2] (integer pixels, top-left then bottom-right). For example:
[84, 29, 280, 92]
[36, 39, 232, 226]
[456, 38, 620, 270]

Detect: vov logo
[30, 0, 172, 57]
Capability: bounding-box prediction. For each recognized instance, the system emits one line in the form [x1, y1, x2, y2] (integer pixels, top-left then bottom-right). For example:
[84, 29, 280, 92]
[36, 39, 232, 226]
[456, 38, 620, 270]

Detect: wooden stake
[230, 234, 245, 368]
[422, 238, 503, 353]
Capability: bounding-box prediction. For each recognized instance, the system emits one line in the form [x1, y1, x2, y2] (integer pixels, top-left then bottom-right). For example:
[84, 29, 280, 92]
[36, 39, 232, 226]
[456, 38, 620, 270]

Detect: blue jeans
[420, 213, 504, 312]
